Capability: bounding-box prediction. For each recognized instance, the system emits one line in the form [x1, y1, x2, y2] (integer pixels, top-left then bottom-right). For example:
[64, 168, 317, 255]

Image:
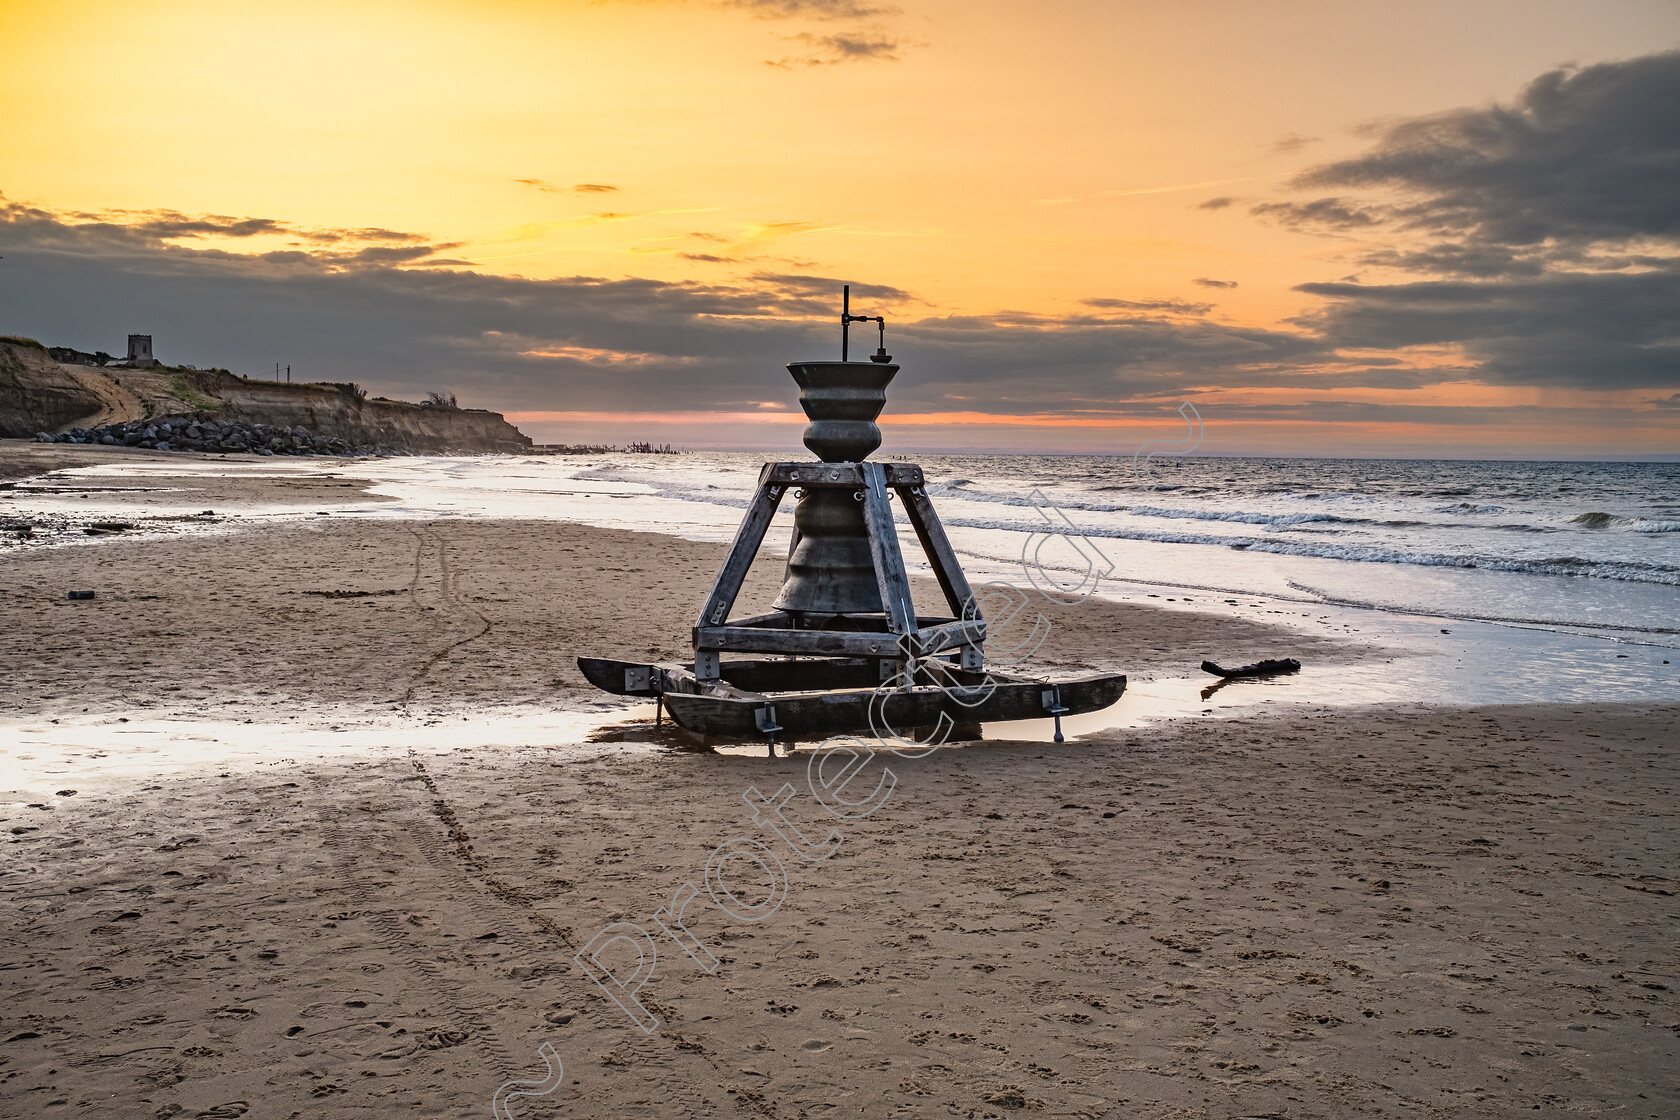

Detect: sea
[7, 450, 1679, 721]
[543, 453, 1680, 638]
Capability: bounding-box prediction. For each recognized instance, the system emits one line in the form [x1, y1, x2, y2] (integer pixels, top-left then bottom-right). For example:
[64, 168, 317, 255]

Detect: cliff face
[0, 339, 106, 436]
[0, 341, 531, 453]
[195, 374, 531, 453]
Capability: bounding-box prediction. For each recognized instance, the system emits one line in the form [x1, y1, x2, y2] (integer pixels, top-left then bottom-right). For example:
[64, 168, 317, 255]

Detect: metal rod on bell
[841, 284, 850, 362]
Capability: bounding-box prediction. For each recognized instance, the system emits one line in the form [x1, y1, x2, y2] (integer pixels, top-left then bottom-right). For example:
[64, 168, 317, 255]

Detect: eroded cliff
[0, 340, 531, 453]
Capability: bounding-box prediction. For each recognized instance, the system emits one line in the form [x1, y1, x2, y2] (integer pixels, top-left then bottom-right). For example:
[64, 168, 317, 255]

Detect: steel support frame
[693, 461, 984, 679]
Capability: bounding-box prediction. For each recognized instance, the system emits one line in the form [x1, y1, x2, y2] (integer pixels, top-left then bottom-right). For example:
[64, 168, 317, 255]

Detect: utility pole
[286, 364, 291, 383]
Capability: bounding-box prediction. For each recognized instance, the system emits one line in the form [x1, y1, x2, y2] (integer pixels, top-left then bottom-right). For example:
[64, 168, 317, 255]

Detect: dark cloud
[18, 175, 1658, 433]
[1192, 277, 1237, 289]
[117, 213, 293, 240]
[1169, 399, 1614, 427]
[1250, 197, 1383, 232]
[349, 245, 447, 264]
[725, 0, 893, 18]
[1294, 266, 1680, 390]
[1354, 242, 1544, 279]
[714, 0, 906, 68]
[1258, 50, 1680, 276]
[1269, 133, 1319, 155]
[0, 196, 460, 274]
[815, 34, 895, 57]
[1252, 51, 1680, 393]
[1652, 393, 1680, 409]
[1082, 297, 1213, 315]
[1221, 367, 1445, 391]
[15, 200, 430, 247]
[678, 252, 737, 263]
[750, 272, 911, 304]
[0, 197, 1369, 418]
[515, 179, 621, 195]
[1294, 50, 1680, 251]
[1196, 196, 1235, 210]
[892, 309, 1333, 410]
[343, 227, 434, 244]
[768, 33, 899, 66]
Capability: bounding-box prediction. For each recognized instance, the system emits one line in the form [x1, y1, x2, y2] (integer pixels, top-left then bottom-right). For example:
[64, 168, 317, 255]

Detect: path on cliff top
[58, 364, 144, 428]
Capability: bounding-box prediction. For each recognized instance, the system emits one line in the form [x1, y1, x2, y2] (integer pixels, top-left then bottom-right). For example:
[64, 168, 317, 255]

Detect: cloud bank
[1, 194, 1343, 418]
[2, 52, 1676, 453]
[1255, 50, 1680, 394]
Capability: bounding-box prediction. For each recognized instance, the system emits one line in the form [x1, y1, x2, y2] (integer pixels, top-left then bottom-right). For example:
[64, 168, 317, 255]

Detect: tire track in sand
[401, 754, 761, 1119]
[400, 525, 493, 709]
[311, 777, 520, 1083]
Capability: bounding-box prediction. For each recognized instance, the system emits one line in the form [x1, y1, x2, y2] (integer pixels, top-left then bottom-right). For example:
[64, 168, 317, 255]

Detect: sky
[2, 0, 1677, 459]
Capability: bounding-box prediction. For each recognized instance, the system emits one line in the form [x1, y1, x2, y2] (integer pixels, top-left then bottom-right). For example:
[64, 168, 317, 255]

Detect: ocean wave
[1283, 581, 1680, 636]
[648, 486, 752, 510]
[1130, 506, 1369, 529]
[1087, 482, 1212, 494]
[927, 484, 1381, 527]
[1571, 511, 1633, 529]
[571, 465, 638, 483]
[820, 477, 1669, 543]
[1563, 512, 1680, 532]
[1433, 502, 1508, 514]
[925, 483, 1134, 514]
[938, 515, 1680, 586]
[568, 464, 755, 510]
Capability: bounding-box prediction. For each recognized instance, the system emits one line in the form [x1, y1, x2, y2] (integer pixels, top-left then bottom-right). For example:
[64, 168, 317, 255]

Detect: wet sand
[2, 444, 1675, 1119]
[0, 514, 1373, 724]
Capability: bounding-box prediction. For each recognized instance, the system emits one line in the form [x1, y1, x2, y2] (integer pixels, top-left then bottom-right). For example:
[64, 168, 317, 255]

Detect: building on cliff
[47, 346, 108, 366]
[125, 334, 159, 367]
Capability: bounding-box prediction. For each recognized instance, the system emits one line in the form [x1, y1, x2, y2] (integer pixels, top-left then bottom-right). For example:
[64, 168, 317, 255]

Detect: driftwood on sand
[1201, 657, 1301, 679]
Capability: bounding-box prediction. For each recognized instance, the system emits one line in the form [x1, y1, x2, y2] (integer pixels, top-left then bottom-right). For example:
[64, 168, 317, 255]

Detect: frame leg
[692, 466, 786, 682]
[859, 462, 917, 636]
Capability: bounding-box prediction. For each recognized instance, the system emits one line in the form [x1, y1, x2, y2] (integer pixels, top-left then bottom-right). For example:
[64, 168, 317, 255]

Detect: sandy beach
[2, 444, 1676, 1119]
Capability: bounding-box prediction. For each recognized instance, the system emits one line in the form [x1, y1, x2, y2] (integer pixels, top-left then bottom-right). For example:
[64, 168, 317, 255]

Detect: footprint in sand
[801, 1039, 833, 1051]
[195, 1103, 249, 1119]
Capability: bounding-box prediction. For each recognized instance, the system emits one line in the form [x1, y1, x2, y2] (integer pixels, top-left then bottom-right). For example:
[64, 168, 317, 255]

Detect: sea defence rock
[1, 340, 531, 454]
[37, 417, 385, 456]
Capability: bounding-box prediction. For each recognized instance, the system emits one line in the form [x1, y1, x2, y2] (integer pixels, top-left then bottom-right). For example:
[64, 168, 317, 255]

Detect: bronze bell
[773, 360, 898, 616]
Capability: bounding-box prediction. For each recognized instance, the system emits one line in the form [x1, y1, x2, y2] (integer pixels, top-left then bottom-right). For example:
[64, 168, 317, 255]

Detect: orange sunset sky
[2, 0, 1677, 458]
